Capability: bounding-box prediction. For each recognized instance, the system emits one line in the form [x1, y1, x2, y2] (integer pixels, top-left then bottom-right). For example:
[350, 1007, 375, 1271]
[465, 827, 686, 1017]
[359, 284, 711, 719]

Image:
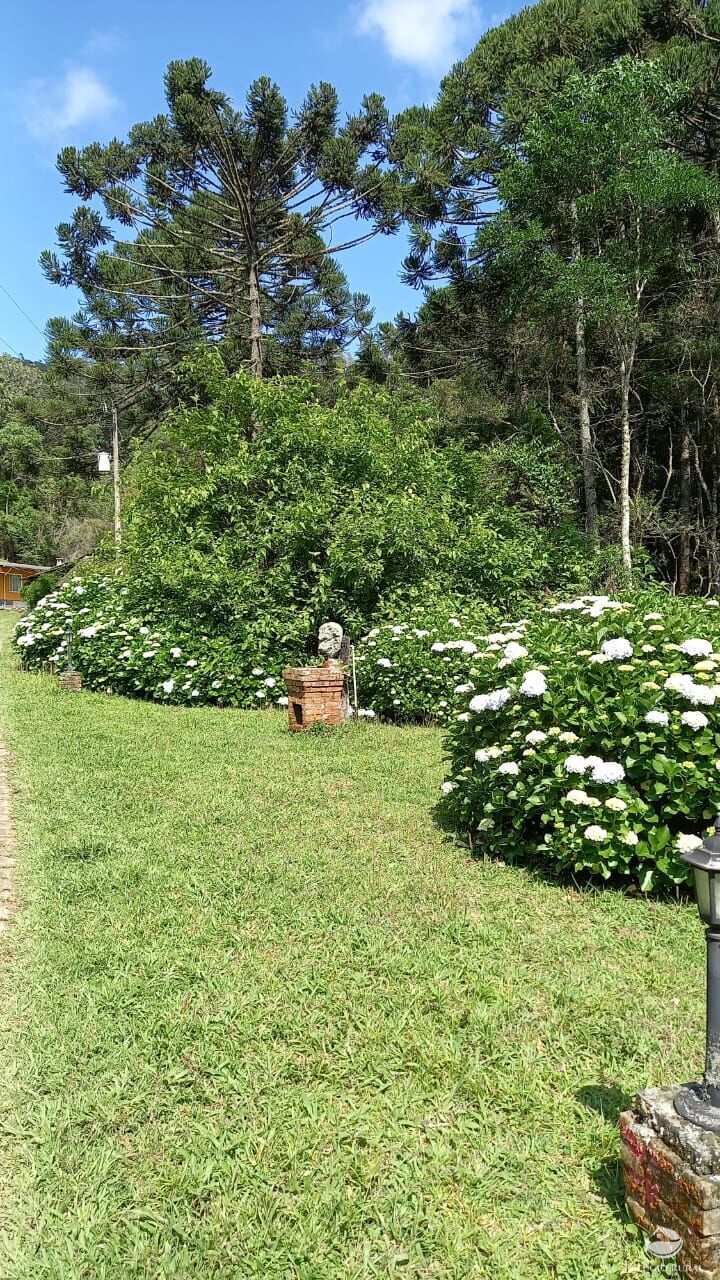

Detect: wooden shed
[0, 560, 51, 607]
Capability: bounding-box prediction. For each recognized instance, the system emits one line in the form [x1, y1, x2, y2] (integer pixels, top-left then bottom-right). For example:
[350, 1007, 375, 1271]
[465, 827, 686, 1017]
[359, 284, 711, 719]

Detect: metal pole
[111, 404, 121, 555]
[351, 644, 359, 718]
[705, 926, 720, 1105]
[66, 622, 74, 674]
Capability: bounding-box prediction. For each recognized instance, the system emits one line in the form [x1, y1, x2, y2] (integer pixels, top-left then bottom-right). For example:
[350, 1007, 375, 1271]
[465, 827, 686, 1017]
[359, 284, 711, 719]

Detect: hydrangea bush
[355, 600, 492, 722]
[13, 575, 298, 709]
[437, 593, 720, 892]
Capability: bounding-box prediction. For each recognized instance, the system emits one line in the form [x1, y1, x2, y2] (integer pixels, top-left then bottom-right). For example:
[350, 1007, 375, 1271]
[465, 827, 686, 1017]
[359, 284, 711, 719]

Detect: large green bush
[120, 360, 597, 642]
[438, 592, 720, 892]
[13, 364, 602, 708]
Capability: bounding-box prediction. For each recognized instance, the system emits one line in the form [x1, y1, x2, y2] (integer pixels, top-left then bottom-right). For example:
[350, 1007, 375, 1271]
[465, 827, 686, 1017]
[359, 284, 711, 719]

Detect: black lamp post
[675, 815, 720, 1132]
[65, 622, 75, 675]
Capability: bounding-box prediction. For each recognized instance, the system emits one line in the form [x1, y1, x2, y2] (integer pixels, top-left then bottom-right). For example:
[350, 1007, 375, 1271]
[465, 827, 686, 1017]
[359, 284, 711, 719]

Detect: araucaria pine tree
[42, 59, 401, 394]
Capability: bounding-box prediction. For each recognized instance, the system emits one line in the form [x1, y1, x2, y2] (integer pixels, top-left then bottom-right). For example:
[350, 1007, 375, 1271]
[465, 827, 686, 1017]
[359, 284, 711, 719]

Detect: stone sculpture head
[318, 621, 344, 660]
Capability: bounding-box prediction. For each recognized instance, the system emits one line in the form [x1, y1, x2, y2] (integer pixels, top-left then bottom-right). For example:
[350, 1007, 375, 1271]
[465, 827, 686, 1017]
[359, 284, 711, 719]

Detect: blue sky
[0, 0, 516, 362]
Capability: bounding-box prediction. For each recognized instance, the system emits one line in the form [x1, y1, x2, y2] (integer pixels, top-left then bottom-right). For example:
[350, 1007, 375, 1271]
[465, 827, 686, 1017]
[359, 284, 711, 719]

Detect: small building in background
[0, 560, 52, 608]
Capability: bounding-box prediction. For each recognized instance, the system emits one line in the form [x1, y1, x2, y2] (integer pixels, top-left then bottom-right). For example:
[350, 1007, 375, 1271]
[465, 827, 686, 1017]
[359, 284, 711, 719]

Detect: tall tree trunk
[575, 296, 599, 538]
[619, 350, 634, 579]
[248, 259, 263, 379]
[708, 389, 720, 594]
[570, 203, 599, 539]
[678, 404, 692, 595]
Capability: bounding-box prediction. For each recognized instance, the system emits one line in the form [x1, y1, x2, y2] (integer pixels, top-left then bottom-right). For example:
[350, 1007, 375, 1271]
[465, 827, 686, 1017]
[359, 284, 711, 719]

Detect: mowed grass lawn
[0, 629, 705, 1279]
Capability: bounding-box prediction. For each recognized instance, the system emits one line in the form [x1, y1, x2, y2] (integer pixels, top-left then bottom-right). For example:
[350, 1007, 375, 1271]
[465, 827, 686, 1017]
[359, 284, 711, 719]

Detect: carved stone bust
[318, 621, 343, 660]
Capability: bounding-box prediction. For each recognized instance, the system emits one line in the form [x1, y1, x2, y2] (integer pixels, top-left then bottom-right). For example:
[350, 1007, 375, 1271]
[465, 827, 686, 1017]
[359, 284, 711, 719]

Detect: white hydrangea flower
[681, 711, 709, 730]
[454, 683, 474, 695]
[358, 708, 375, 718]
[278, 696, 289, 706]
[264, 677, 276, 687]
[677, 833, 703, 854]
[601, 638, 634, 660]
[503, 642, 528, 662]
[525, 730, 547, 744]
[78, 625, 100, 639]
[252, 667, 264, 676]
[664, 673, 716, 706]
[186, 659, 198, 669]
[441, 780, 457, 794]
[430, 642, 446, 653]
[680, 638, 714, 657]
[161, 679, 174, 694]
[255, 689, 267, 699]
[558, 731, 579, 744]
[211, 680, 222, 690]
[644, 612, 663, 622]
[456, 712, 470, 722]
[566, 789, 590, 804]
[376, 657, 392, 668]
[645, 709, 669, 727]
[498, 761, 520, 776]
[564, 755, 588, 775]
[138, 625, 149, 635]
[590, 761, 625, 784]
[584, 825, 608, 842]
[623, 831, 639, 846]
[519, 670, 547, 697]
[170, 647, 182, 658]
[469, 687, 511, 714]
[605, 797, 627, 812]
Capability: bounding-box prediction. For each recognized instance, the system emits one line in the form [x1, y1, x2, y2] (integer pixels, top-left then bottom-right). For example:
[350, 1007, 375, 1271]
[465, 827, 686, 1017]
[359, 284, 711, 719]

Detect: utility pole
[111, 403, 121, 555]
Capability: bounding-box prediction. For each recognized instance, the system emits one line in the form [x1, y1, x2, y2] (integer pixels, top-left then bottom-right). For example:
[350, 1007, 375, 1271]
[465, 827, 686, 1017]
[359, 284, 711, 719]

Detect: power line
[0, 280, 46, 338]
[0, 334, 22, 358]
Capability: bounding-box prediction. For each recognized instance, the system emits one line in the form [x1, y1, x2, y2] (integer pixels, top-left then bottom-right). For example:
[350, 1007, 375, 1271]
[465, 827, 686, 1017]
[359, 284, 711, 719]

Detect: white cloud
[357, 0, 481, 71]
[83, 31, 122, 56]
[20, 66, 120, 141]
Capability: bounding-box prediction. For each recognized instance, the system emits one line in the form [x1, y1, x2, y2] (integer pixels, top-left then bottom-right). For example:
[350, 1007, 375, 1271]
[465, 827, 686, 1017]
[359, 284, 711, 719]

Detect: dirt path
[0, 737, 15, 933]
[0, 626, 17, 935]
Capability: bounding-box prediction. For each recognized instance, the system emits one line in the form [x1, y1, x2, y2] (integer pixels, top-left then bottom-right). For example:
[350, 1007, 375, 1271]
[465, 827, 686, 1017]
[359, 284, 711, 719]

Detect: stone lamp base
[622, 1087, 720, 1278]
[57, 672, 82, 693]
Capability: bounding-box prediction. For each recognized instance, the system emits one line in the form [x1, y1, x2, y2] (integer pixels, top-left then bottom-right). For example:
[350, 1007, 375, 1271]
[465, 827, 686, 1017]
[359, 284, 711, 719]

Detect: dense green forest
[4, 0, 720, 598]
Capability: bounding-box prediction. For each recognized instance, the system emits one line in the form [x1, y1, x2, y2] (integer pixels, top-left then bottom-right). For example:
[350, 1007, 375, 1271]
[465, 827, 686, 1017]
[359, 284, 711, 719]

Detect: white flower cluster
[563, 755, 625, 784]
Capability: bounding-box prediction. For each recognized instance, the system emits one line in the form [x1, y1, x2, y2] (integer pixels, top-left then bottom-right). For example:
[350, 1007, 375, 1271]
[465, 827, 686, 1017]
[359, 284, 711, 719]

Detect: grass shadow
[577, 1084, 634, 1220]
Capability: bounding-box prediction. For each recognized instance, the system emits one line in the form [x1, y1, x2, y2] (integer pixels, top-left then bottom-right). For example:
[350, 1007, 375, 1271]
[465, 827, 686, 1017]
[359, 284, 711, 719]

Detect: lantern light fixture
[675, 815, 720, 1131]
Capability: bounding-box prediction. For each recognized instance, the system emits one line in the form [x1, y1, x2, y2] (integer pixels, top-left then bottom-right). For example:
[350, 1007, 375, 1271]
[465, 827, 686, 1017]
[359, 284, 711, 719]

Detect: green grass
[0, 624, 705, 1278]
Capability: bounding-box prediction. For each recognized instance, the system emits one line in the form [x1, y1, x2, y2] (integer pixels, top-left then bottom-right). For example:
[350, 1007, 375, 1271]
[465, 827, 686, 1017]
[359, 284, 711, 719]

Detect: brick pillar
[282, 661, 345, 731]
[57, 672, 83, 692]
[622, 1086, 720, 1277]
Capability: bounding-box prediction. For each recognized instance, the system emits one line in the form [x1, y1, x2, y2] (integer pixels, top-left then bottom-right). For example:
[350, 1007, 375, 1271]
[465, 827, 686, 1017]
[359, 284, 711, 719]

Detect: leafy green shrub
[438, 592, 720, 892]
[121, 361, 599, 639]
[20, 569, 62, 610]
[13, 575, 298, 708]
[355, 599, 494, 722]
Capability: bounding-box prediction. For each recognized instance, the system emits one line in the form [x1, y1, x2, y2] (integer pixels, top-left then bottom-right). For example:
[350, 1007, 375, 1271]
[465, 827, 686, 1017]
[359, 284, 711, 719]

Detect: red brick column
[282, 662, 345, 731]
[57, 672, 83, 692]
[622, 1087, 720, 1277]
